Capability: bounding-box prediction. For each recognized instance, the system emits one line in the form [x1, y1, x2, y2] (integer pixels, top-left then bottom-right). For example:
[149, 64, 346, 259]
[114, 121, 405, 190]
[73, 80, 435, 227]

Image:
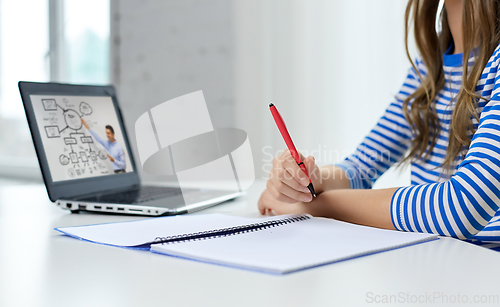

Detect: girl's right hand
[262, 149, 321, 206]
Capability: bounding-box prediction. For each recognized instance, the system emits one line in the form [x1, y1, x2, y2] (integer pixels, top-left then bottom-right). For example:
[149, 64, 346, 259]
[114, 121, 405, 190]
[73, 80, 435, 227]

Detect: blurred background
[0, 0, 415, 188]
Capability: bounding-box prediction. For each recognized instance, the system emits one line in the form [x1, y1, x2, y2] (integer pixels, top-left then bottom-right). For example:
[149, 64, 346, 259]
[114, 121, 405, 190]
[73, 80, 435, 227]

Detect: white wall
[111, 0, 235, 183]
[112, 0, 412, 188]
[232, 0, 412, 188]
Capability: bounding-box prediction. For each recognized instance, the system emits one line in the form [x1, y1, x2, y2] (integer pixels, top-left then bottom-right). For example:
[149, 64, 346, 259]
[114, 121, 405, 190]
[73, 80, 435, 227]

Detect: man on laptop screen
[30, 94, 132, 181]
[19, 82, 243, 216]
[81, 119, 126, 174]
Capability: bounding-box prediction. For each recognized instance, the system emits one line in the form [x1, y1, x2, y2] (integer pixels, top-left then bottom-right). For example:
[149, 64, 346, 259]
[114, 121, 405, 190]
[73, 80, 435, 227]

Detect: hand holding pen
[259, 104, 321, 214]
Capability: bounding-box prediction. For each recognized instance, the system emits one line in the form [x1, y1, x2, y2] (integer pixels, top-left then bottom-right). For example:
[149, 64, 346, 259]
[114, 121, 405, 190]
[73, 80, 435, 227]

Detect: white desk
[1, 179, 499, 307]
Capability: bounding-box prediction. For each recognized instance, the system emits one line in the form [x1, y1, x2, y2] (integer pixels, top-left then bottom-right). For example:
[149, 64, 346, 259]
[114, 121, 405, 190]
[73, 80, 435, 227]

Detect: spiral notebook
[55, 214, 438, 274]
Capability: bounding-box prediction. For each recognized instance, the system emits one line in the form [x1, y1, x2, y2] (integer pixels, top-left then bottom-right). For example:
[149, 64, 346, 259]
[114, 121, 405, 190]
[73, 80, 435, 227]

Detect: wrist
[316, 166, 350, 194]
[315, 167, 328, 194]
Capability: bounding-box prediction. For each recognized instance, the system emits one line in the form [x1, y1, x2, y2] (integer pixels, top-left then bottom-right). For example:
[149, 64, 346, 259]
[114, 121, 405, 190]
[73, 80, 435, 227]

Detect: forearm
[306, 187, 398, 229]
[316, 165, 351, 194]
[88, 129, 105, 146]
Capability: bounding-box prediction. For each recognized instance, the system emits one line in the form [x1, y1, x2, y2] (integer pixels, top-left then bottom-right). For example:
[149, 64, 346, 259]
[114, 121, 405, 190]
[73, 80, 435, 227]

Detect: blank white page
[55, 214, 290, 247]
[151, 217, 438, 274]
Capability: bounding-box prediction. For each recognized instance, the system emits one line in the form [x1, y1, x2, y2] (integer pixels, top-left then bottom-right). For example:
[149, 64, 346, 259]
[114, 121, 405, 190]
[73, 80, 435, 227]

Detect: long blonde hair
[401, 0, 500, 172]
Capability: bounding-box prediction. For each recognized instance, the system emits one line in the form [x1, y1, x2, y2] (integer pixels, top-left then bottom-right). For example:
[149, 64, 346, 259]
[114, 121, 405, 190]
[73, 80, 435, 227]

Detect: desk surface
[1, 179, 499, 307]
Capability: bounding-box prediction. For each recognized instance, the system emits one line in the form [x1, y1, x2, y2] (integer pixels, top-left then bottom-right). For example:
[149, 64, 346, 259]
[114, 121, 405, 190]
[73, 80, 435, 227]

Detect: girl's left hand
[258, 187, 310, 215]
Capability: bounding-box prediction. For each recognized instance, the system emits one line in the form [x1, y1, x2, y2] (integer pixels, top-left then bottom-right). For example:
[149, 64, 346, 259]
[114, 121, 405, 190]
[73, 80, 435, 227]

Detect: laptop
[18, 81, 242, 216]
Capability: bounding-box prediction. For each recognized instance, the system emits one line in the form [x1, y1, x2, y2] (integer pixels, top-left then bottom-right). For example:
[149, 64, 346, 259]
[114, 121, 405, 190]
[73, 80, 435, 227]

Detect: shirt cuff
[390, 186, 408, 231]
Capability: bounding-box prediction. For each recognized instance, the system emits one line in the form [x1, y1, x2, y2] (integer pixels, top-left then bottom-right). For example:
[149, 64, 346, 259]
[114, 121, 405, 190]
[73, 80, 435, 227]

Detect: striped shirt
[336, 44, 500, 245]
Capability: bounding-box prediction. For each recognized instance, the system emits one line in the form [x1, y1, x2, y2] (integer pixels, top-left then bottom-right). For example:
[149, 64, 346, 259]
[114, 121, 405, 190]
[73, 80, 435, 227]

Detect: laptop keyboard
[78, 186, 183, 204]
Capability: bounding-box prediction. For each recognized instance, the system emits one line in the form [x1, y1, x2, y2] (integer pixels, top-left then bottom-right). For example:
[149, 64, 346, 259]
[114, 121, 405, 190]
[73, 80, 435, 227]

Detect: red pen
[269, 103, 316, 198]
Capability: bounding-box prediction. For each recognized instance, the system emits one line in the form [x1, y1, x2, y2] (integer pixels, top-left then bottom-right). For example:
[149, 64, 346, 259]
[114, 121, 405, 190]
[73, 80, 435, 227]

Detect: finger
[270, 171, 313, 202]
[281, 153, 310, 187]
[258, 195, 266, 214]
[266, 180, 307, 204]
[272, 156, 307, 192]
[272, 167, 310, 193]
[258, 188, 310, 216]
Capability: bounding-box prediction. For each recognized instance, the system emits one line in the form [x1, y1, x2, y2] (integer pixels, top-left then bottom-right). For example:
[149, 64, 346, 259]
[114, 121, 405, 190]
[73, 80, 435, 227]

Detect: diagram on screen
[40, 98, 111, 179]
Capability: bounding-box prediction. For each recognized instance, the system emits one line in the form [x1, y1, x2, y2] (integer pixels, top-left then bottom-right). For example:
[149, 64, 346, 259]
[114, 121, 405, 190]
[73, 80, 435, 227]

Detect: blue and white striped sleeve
[391, 88, 500, 239]
[336, 66, 420, 189]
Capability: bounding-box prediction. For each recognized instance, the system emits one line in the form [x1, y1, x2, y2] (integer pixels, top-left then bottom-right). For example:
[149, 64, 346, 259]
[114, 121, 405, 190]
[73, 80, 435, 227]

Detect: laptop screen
[30, 94, 133, 182]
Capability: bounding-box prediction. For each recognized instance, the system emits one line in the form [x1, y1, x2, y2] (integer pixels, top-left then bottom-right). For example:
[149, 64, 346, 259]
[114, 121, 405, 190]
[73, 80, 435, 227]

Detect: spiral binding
[152, 214, 311, 245]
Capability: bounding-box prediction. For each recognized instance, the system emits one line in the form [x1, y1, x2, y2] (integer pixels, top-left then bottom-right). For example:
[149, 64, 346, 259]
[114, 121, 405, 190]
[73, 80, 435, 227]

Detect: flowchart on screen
[36, 97, 113, 180]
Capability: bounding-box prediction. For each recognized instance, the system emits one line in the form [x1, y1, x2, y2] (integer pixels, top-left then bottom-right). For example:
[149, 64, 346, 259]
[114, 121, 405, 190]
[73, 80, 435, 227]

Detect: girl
[258, 0, 500, 249]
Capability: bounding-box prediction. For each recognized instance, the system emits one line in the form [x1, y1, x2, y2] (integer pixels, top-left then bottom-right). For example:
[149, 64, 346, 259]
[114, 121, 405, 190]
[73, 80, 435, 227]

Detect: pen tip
[307, 183, 317, 198]
[269, 103, 274, 107]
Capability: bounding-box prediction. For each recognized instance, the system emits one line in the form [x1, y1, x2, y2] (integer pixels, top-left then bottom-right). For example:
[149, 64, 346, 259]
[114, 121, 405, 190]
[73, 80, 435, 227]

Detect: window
[0, 0, 49, 161]
[63, 0, 110, 84]
[0, 0, 110, 179]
